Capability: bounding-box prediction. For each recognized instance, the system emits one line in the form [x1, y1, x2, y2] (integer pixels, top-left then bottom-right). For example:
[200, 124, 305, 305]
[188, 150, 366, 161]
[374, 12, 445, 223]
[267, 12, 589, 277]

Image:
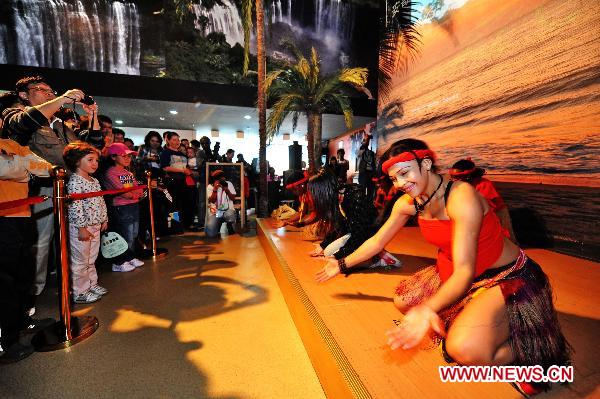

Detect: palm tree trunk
[306, 111, 322, 173]
[256, 0, 269, 218]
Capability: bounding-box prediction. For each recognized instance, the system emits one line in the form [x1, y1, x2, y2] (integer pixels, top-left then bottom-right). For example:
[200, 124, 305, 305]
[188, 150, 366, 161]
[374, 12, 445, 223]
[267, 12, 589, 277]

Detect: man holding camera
[3, 76, 102, 305]
[205, 170, 236, 238]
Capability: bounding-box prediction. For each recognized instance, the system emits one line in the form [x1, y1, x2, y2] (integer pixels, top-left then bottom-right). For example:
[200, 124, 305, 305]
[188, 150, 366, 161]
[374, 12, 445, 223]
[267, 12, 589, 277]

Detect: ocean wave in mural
[379, 0, 600, 188]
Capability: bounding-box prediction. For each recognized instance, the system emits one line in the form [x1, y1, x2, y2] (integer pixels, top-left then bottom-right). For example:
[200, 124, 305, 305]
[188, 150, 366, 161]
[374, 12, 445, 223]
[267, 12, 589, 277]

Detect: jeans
[0, 217, 35, 348]
[30, 185, 54, 296]
[110, 203, 139, 253]
[205, 208, 236, 238]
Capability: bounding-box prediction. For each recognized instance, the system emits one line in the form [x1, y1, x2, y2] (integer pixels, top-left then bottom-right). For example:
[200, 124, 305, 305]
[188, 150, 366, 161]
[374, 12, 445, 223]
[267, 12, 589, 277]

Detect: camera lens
[81, 95, 95, 105]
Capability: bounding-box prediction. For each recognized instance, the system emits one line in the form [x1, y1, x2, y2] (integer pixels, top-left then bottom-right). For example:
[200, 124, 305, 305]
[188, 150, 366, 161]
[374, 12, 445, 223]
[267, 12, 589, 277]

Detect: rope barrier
[0, 185, 145, 211]
[67, 185, 146, 200]
[0, 195, 48, 211]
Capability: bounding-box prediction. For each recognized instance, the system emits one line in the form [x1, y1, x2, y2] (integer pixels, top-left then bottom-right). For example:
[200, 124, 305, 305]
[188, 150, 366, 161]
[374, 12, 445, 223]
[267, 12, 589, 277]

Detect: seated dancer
[316, 139, 570, 396]
[275, 171, 317, 228]
[308, 169, 401, 269]
[450, 158, 517, 242]
[373, 175, 397, 216]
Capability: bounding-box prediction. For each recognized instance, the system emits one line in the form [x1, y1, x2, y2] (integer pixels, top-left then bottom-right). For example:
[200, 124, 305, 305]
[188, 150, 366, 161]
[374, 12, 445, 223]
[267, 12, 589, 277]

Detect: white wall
[121, 126, 308, 175]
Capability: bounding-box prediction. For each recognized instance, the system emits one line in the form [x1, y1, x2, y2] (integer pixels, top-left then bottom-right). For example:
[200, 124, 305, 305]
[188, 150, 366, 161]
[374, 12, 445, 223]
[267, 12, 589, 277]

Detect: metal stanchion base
[32, 316, 99, 352]
[152, 247, 169, 260]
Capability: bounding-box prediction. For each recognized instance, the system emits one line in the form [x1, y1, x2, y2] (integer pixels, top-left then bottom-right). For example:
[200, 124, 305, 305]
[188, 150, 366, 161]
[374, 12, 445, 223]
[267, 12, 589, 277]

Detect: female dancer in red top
[316, 139, 570, 395]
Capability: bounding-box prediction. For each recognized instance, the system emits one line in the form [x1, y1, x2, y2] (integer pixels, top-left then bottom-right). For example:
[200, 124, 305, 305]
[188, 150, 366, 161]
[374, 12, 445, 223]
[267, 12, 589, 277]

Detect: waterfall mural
[192, 0, 244, 47]
[0, 0, 376, 87]
[0, 0, 140, 75]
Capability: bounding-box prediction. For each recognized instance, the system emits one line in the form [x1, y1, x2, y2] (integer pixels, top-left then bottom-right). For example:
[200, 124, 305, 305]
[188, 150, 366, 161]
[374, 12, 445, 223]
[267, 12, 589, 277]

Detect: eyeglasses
[28, 86, 57, 95]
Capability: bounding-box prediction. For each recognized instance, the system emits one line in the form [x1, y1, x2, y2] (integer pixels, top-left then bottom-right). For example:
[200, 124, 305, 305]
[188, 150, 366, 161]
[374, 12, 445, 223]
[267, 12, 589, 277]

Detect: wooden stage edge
[257, 219, 371, 399]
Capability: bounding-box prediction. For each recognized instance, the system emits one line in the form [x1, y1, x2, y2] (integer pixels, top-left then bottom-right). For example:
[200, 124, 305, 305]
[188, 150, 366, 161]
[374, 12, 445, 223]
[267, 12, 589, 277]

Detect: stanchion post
[32, 166, 99, 351]
[146, 171, 168, 259]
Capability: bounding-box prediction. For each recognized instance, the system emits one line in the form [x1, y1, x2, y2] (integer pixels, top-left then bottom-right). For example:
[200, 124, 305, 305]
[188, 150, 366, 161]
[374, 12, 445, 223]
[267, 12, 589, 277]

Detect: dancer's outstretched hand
[385, 304, 445, 350]
[315, 258, 340, 283]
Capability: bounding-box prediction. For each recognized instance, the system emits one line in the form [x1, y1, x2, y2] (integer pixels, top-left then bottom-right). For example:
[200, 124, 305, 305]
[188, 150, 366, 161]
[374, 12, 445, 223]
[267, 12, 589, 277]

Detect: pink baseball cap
[107, 143, 137, 156]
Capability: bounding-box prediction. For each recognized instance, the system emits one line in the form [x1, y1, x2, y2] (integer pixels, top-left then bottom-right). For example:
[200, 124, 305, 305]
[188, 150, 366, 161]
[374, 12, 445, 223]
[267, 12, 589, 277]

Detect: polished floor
[0, 229, 325, 399]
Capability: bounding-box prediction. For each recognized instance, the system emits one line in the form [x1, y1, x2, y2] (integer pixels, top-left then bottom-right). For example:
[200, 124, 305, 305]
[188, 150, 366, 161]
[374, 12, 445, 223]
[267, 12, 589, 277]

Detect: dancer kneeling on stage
[315, 139, 570, 395]
[308, 169, 401, 269]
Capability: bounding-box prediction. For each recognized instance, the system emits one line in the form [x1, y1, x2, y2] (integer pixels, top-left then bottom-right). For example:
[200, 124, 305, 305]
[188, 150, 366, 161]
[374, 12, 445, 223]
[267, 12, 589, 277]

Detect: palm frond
[296, 57, 310, 82]
[338, 67, 369, 86]
[325, 93, 353, 128]
[241, 0, 253, 75]
[291, 111, 300, 132]
[266, 93, 303, 137]
[264, 69, 286, 99]
[309, 47, 320, 89]
[379, 0, 422, 100]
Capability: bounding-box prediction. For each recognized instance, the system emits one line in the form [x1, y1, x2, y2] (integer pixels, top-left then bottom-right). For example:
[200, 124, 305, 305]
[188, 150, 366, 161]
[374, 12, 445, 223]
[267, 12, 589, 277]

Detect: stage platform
[257, 219, 600, 399]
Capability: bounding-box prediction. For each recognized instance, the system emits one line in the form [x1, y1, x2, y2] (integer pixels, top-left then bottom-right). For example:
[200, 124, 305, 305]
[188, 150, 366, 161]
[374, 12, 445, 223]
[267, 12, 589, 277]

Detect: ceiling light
[169, 110, 178, 115]
[159, 117, 165, 121]
[244, 115, 251, 120]
[115, 120, 123, 125]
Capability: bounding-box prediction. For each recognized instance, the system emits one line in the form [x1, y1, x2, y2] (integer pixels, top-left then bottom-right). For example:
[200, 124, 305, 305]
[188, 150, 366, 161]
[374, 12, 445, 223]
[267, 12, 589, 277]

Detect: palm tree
[264, 46, 369, 174]
[241, 0, 269, 218]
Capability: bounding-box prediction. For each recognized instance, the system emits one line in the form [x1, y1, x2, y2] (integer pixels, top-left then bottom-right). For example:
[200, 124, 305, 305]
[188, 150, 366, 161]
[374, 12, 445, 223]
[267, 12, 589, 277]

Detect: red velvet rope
[0, 196, 48, 211]
[68, 185, 146, 200]
[0, 185, 145, 211]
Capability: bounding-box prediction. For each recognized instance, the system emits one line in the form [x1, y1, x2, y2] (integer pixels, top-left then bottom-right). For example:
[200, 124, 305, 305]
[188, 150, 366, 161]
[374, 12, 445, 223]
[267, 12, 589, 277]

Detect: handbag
[100, 231, 129, 259]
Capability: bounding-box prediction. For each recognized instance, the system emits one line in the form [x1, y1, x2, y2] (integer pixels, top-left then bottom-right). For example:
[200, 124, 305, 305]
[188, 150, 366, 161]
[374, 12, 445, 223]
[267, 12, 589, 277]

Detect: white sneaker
[73, 291, 101, 304]
[89, 285, 108, 296]
[129, 258, 144, 268]
[369, 252, 403, 269]
[112, 262, 135, 272]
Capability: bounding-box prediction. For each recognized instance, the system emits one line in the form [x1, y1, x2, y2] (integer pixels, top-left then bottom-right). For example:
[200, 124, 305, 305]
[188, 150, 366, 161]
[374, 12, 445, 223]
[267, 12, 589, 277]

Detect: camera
[81, 94, 95, 105]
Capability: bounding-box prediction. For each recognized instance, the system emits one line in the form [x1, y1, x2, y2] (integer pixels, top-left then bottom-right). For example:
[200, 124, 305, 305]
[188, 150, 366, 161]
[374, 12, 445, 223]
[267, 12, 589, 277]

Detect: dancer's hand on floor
[385, 304, 445, 350]
[315, 258, 340, 282]
[310, 244, 324, 257]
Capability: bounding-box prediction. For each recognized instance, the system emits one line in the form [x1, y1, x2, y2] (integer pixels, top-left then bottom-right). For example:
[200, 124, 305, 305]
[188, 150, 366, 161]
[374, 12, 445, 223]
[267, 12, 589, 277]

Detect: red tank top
[417, 184, 505, 282]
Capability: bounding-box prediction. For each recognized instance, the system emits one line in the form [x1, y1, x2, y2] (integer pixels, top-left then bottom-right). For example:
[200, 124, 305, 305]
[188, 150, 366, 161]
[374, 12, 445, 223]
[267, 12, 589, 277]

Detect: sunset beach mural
[378, 0, 599, 259]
